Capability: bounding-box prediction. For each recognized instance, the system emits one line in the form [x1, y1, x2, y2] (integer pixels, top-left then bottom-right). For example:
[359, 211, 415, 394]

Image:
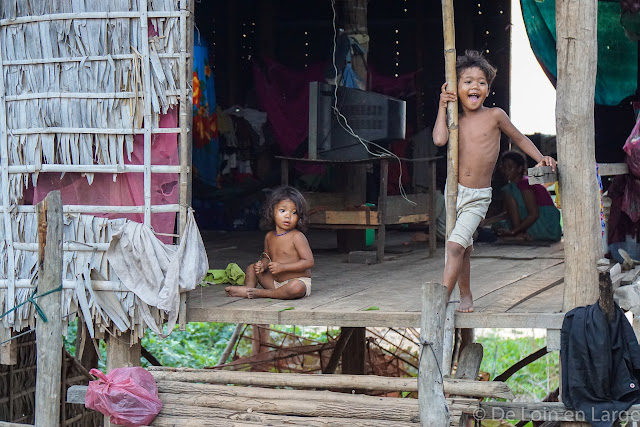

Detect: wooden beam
[418, 283, 449, 426]
[528, 165, 558, 185]
[597, 163, 629, 176]
[187, 306, 567, 329]
[144, 367, 513, 399]
[556, 0, 600, 312]
[453, 343, 484, 426]
[34, 191, 63, 427]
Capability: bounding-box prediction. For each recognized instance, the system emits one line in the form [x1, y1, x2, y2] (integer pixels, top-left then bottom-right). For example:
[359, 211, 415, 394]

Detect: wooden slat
[598, 162, 629, 176]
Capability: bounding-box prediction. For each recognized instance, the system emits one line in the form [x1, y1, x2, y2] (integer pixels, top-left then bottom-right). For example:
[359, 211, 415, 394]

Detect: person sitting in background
[494, 151, 562, 241]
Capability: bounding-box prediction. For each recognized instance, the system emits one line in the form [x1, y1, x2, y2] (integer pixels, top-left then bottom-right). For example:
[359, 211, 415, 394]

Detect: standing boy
[432, 50, 556, 312]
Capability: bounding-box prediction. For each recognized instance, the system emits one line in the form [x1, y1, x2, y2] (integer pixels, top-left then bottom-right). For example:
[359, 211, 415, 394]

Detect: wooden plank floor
[188, 229, 566, 328]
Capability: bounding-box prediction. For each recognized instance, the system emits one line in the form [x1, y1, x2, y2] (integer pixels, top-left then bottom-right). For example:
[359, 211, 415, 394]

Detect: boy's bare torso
[266, 230, 311, 282]
[458, 107, 501, 188]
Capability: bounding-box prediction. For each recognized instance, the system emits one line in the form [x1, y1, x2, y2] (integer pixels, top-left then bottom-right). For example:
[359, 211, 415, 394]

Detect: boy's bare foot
[246, 288, 257, 299]
[225, 286, 249, 298]
[457, 294, 474, 313]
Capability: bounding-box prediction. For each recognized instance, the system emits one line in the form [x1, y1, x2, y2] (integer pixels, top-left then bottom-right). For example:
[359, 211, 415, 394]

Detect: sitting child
[494, 151, 562, 241]
[225, 186, 314, 299]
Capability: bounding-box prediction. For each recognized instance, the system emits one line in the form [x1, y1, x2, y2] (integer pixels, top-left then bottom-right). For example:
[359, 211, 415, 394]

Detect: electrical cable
[329, 0, 416, 205]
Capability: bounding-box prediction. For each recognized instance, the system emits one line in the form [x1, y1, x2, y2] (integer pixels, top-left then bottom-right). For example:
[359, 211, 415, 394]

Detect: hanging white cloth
[106, 209, 208, 337]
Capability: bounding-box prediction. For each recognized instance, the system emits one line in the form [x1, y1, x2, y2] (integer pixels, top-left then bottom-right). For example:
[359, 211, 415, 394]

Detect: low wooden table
[276, 155, 439, 262]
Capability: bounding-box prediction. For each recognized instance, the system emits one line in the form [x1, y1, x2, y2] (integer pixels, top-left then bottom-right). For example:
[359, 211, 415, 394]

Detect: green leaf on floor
[278, 306, 295, 312]
[362, 306, 379, 311]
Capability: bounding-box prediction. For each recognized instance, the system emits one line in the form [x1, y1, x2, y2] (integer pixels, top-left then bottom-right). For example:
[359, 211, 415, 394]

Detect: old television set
[308, 81, 406, 160]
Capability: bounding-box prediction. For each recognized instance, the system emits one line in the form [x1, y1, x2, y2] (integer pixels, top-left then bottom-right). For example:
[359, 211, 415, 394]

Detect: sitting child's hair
[501, 150, 526, 168]
[456, 50, 497, 88]
[261, 186, 309, 231]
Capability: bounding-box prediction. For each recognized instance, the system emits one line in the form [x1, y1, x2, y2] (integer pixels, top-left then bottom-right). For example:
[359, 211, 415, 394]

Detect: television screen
[308, 81, 406, 160]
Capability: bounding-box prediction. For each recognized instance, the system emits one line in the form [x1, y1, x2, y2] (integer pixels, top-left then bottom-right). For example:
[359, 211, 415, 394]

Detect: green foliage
[142, 322, 239, 368]
[476, 331, 559, 401]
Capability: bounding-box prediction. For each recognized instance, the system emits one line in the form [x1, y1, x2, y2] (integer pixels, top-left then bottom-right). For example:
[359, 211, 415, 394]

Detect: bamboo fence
[0, 0, 194, 341]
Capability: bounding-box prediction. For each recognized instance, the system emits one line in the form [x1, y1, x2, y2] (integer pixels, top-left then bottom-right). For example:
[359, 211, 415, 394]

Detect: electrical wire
[329, 0, 416, 206]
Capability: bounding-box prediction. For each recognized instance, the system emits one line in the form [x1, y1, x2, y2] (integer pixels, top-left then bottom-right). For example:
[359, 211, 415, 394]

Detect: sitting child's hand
[254, 261, 265, 274]
[268, 262, 282, 275]
[535, 156, 557, 172]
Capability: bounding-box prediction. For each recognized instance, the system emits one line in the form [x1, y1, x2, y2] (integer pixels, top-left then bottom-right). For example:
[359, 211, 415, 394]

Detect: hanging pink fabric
[31, 110, 179, 244]
[252, 58, 416, 160]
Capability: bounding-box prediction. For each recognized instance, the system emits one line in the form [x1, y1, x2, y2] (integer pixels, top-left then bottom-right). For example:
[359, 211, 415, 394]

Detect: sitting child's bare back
[225, 186, 314, 300]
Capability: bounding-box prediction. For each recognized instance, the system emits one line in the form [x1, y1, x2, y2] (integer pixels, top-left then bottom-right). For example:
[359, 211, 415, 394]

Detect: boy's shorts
[446, 183, 492, 248]
[274, 277, 312, 297]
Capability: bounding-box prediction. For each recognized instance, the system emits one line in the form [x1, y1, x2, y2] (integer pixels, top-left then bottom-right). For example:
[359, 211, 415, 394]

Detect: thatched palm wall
[0, 0, 191, 340]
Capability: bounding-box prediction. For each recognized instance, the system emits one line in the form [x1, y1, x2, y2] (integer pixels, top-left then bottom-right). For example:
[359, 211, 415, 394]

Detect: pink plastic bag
[85, 367, 162, 427]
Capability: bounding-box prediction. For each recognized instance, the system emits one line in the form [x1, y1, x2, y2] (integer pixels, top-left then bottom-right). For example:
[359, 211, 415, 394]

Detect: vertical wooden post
[429, 159, 437, 257]
[557, 0, 600, 312]
[376, 158, 388, 263]
[556, 1, 599, 426]
[419, 282, 450, 426]
[280, 159, 289, 186]
[105, 330, 141, 427]
[441, 0, 459, 239]
[105, 331, 141, 373]
[35, 191, 63, 427]
[341, 327, 366, 376]
[177, 0, 195, 331]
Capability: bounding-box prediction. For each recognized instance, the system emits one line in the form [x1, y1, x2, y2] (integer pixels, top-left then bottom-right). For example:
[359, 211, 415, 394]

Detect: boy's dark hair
[262, 186, 309, 232]
[501, 150, 526, 169]
[456, 50, 497, 87]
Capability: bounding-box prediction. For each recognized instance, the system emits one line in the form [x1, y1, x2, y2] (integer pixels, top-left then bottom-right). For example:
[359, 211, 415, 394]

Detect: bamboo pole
[8, 164, 181, 174]
[418, 282, 450, 426]
[5, 91, 178, 101]
[0, 279, 131, 291]
[6, 127, 180, 135]
[3, 53, 180, 66]
[441, 0, 460, 381]
[0, 203, 181, 214]
[0, 11, 181, 26]
[177, 0, 195, 330]
[441, 0, 459, 239]
[34, 191, 63, 427]
[0, 44, 16, 325]
[140, 1, 153, 228]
